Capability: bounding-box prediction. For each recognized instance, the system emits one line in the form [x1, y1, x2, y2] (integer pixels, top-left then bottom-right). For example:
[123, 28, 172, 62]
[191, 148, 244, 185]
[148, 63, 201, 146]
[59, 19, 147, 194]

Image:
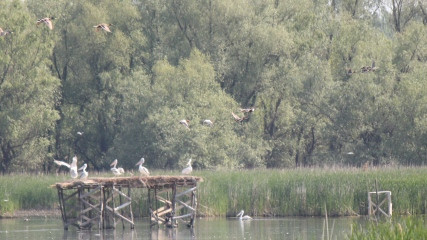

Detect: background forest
[0, 0, 426, 173]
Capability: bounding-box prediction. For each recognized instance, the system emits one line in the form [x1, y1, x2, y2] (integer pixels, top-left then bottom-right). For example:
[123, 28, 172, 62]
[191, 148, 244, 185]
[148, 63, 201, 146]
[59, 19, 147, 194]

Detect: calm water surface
[0, 216, 366, 240]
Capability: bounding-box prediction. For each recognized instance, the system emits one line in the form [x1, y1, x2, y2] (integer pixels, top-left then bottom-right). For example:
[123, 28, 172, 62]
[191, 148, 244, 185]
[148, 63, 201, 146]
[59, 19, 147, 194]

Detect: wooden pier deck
[52, 176, 203, 230]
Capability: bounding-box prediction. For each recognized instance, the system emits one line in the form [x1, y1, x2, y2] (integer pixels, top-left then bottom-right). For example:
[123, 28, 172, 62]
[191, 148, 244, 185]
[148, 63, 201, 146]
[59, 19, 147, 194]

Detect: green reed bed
[348, 217, 427, 239]
[196, 167, 427, 217]
[0, 174, 62, 215]
[1, 167, 427, 217]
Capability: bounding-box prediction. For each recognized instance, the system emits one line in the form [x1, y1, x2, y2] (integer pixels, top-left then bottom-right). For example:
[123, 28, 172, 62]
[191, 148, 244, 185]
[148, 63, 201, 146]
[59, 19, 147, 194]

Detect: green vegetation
[2, 168, 427, 217]
[348, 217, 427, 240]
[0, 0, 427, 173]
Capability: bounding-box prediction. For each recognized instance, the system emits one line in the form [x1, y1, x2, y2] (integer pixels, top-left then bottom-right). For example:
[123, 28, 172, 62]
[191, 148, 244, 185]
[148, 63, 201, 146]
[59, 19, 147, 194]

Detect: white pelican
[231, 112, 247, 123]
[181, 159, 193, 175]
[236, 210, 252, 220]
[36, 17, 54, 30]
[0, 28, 12, 37]
[240, 108, 255, 113]
[93, 23, 112, 32]
[54, 156, 78, 179]
[110, 159, 125, 176]
[179, 119, 190, 129]
[78, 163, 88, 179]
[203, 119, 213, 127]
[135, 158, 150, 176]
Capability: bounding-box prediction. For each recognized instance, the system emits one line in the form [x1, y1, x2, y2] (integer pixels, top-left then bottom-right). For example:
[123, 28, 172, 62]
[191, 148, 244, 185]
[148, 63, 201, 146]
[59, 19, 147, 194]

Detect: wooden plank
[177, 199, 195, 212]
[156, 195, 172, 205]
[80, 186, 102, 199]
[114, 201, 131, 212]
[112, 187, 131, 201]
[173, 213, 193, 219]
[80, 197, 102, 212]
[176, 187, 197, 198]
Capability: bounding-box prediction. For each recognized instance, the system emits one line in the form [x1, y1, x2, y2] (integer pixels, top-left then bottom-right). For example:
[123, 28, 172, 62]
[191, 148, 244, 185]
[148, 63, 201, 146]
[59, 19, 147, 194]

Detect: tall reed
[1, 167, 427, 217]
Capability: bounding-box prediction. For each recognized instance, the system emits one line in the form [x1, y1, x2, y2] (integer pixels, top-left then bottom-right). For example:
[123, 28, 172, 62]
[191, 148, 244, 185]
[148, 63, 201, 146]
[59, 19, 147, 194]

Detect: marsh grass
[1, 167, 427, 217]
[348, 217, 427, 239]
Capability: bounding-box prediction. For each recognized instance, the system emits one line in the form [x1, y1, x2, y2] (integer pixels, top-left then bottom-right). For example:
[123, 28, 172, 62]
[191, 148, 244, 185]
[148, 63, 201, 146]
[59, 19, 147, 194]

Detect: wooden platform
[53, 176, 203, 230]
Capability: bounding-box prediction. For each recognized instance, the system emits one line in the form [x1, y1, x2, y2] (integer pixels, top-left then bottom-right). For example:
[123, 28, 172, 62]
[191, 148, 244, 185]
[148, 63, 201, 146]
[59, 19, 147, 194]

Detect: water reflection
[0, 216, 366, 240]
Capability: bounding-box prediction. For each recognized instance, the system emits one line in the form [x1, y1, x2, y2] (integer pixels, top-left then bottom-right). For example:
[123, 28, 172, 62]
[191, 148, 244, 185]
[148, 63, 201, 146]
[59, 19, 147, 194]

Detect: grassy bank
[1, 167, 427, 217]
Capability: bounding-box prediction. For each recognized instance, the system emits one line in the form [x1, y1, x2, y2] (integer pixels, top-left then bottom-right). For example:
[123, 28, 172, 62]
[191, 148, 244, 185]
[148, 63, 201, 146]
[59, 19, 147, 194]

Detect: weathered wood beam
[176, 187, 197, 198]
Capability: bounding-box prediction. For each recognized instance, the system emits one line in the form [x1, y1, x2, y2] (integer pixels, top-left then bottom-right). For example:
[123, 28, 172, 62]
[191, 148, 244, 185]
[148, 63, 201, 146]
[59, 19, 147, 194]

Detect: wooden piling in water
[53, 176, 202, 230]
[368, 190, 392, 218]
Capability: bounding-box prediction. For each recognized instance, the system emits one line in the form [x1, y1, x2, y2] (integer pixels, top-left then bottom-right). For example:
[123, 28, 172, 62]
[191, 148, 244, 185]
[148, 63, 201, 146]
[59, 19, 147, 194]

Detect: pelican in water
[179, 119, 190, 129]
[136, 158, 150, 176]
[36, 17, 54, 30]
[203, 119, 213, 127]
[54, 156, 78, 179]
[181, 159, 193, 175]
[78, 163, 88, 179]
[93, 23, 112, 32]
[236, 210, 252, 220]
[110, 159, 125, 176]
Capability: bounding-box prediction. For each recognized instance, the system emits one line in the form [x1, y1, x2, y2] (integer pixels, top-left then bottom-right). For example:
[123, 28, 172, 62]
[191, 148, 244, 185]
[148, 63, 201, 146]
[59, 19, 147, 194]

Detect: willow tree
[0, 0, 59, 172]
[111, 49, 266, 170]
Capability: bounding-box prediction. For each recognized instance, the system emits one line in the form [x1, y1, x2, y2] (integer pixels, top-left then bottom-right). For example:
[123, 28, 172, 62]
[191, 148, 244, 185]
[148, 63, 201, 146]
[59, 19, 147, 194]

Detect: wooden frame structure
[368, 190, 392, 218]
[53, 176, 202, 230]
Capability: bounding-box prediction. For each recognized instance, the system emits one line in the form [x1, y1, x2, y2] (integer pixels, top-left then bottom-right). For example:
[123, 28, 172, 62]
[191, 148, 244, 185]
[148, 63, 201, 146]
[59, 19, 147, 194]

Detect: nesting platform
[52, 176, 203, 230]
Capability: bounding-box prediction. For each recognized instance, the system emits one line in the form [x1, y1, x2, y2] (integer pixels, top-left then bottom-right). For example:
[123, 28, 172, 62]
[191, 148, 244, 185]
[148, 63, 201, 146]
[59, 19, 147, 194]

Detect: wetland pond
[0, 216, 368, 240]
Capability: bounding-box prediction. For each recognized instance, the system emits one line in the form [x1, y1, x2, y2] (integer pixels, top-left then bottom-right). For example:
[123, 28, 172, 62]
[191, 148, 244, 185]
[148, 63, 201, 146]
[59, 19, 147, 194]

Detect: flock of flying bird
[0, 16, 112, 37]
[180, 107, 255, 129]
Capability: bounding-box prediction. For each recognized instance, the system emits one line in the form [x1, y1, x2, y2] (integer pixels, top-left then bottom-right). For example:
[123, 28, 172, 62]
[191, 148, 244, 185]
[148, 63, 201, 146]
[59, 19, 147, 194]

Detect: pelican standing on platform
[54, 156, 78, 179]
[136, 158, 150, 176]
[181, 159, 193, 175]
[78, 163, 88, 179]
[110, 159, 125, 176]
[236, 210, 252, 220]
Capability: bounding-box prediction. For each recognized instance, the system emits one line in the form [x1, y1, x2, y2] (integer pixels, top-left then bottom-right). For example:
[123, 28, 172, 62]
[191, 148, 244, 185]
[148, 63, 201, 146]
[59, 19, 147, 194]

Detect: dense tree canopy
[0, 0, 426, 172]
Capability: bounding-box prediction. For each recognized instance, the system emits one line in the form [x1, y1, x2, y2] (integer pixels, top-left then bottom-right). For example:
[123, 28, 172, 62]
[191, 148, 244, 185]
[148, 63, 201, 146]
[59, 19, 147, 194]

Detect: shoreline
[0, 209, 61, 218]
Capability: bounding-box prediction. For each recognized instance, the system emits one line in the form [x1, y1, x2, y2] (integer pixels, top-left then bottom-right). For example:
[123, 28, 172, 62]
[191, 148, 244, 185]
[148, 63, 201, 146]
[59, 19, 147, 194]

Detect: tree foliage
[0, 0, 426, 172]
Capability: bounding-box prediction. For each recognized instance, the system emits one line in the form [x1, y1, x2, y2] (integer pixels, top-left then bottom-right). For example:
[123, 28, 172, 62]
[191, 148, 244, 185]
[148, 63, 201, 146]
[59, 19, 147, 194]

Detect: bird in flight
[93, 23, 112, 32]
[179, 119, 190, 129]
[36, 17, 54, 30]
[240, 108, 255, 113]
[231, 112, 247, 123]
[203, 119, 213, 127]
[0, 28, 12, 37]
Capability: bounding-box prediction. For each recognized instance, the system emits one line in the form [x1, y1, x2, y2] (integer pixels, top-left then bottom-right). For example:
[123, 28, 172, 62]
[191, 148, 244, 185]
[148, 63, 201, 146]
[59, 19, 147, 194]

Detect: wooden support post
[169, 184, 177, 228]
[189, 187, 197, 228]
[57, 188, 68, 230]
[104, 186, 134, 229]
[368, 191, 392, 218]
[128, 186, 134, 229]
